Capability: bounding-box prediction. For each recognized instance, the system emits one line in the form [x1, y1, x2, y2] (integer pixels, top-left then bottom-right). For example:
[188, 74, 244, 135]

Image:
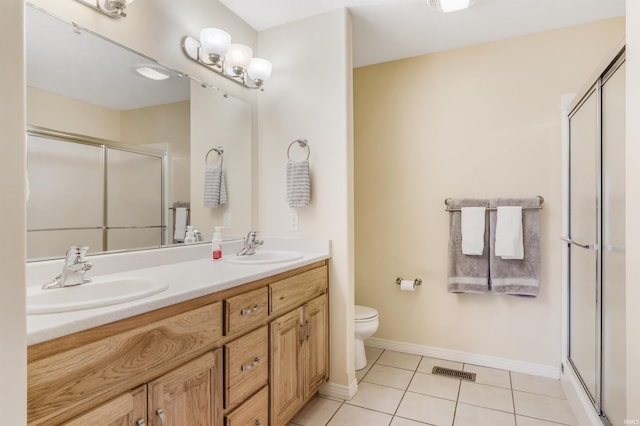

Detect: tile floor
[289, 347, 578, 426]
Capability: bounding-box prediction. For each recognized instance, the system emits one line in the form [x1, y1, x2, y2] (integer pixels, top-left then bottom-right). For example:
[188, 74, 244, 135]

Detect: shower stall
[565, 47, 625, 425]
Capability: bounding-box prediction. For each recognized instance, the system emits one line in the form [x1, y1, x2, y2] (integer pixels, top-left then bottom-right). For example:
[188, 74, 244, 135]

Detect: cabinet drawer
[225, 386, 268, 426]
[225, 325, 269, 408]
[225, 287, 269, 335]
[270, 266, 327, 316]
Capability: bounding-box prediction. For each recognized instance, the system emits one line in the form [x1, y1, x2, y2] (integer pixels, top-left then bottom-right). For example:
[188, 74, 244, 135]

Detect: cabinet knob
[241, 304, 260, 315]
[155, 408, 166, 426]
[241, 356, 261, 371]
[255, 419, 261, 426]
[136, 419, 146, 426]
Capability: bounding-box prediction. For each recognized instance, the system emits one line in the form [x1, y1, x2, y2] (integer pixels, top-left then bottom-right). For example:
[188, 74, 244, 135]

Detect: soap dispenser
[211, 226, 223, 260]
[184, 226, 196, 244]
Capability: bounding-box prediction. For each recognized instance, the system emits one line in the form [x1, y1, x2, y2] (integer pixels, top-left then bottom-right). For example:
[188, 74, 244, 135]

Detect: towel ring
[205, 146, 224, 167]
[287, 139, 310, 161]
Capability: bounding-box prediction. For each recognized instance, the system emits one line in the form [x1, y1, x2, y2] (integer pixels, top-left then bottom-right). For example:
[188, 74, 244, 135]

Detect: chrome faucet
[43, 246, 93, 289]
[236, 231, 264, 256]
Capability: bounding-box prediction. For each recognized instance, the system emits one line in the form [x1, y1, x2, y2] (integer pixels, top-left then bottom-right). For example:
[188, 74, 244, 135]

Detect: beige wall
[0, 0, 26, 423]
[354, 19, 625, 368]
[27, 86, 121, 140]
[257, 9, 355, 391]
[626, 1, 640, 420]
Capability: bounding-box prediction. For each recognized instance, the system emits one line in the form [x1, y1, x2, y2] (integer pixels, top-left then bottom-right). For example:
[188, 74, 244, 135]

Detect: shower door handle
[561, 237, 598, 250]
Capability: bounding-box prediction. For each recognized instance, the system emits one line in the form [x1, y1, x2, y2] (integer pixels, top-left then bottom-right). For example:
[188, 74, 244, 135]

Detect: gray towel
[447, 199, 490, 293]
[489, 198, 541, 296]
[203, 165, 227, 208]
[286, 159, 311, 207]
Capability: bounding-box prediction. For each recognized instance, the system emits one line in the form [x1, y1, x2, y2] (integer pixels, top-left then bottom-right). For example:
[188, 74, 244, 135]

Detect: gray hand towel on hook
[447, 199, 490, 293]
[203, 165, 227, 208]
[286, 159, 311, 207]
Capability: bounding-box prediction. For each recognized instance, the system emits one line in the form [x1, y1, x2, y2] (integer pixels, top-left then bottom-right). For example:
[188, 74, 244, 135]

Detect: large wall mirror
[26, 4, 252, 260]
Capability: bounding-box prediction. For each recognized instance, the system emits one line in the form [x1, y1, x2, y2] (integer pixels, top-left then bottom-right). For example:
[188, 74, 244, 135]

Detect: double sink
[27, 250, 303, 315]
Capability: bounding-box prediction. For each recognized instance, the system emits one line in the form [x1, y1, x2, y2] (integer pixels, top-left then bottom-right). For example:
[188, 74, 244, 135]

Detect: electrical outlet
[290, 212, 299, 231]
[223, 213, 231, 228]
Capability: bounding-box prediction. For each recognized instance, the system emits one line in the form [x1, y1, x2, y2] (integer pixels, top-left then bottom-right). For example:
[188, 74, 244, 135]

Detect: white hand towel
[495, 206, 524, 259]
[173, 207, 188, 241]
[203, 165, 228, 208]
[286, 160, 311, 207]
[461, 207, 486, 255]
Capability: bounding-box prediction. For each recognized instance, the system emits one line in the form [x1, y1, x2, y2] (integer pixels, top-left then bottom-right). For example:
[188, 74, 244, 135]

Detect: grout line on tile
[512, 388, 569, 400]
[451, 370, 463, 425]
[510, 370, 517, 425]
[323, 400, 345, 426]
[515, 414, 574, 425]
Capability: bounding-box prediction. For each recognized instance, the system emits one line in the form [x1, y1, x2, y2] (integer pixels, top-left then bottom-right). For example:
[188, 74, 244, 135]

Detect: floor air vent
[432, 366, 476, 382]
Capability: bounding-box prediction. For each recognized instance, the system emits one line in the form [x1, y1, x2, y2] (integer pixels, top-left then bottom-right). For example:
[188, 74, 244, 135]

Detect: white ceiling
[219, 0, 626, 67]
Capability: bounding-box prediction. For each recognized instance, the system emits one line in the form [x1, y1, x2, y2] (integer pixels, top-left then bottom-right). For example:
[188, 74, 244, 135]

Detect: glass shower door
[601, 58, 626, 426]
[567, 87, 600, 405]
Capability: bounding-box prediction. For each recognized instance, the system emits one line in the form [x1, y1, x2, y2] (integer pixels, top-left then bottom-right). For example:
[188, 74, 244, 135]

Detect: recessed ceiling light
[428, 0, 474, 13]
[135, 66, 170, 81]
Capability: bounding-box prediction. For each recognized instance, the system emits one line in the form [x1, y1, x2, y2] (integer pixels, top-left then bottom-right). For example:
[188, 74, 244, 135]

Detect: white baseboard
[319, 378, 358, 401]
[560, 360, 603, 426]
[365, 337, 560, 379]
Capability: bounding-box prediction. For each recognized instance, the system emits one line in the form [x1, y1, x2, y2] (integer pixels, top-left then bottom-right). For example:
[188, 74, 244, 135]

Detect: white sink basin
[27, 277, 169, 315]
[225, 250, 303, 265]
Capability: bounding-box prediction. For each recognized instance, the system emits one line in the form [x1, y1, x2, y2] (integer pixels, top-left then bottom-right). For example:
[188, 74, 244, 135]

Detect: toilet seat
[355, 305, 378, 323]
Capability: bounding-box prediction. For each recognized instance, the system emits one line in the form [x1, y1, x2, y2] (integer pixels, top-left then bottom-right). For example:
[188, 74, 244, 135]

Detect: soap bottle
[184, 226, 196, 244]
[211, 226, 223, 260]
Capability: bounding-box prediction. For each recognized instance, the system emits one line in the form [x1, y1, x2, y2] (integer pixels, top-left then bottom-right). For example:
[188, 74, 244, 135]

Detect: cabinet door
[303, 295, 329, 397]
[147, 351, 222, 426]
[62, 385, 146, 426]
[270, 307, 305, 426]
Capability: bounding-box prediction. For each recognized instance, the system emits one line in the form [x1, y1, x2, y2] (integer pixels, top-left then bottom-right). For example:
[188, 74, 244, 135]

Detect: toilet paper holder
[396, 277, 422, 287]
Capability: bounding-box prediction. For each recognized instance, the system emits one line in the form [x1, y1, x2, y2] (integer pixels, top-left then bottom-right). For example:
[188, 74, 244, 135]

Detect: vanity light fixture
[135, 66, 171, 81]
[182, 29, 272, 90]
[73, 0, 135, 18]
[427, 0, 474, 13]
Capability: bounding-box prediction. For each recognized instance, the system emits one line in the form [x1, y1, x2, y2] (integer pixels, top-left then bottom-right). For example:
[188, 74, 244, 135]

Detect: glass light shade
[200, 28, 231, 57]
[247, 58, 272, 83]
[225, 44, 253, 73]
[438, 0, 471, 12]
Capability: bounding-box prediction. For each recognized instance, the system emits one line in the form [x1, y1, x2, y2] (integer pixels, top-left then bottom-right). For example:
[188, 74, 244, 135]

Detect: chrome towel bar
[444, 195, 544, 211]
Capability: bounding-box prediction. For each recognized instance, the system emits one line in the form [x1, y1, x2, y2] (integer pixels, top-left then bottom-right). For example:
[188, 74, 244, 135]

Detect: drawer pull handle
[255, 419, 261, 426]
[155, 409, 166, 426]
[241, 304, 260, 315]
[241, 356, 260, 371]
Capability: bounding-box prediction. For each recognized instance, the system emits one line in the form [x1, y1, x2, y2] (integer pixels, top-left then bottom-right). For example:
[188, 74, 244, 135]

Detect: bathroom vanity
[26, 240, 330, 426]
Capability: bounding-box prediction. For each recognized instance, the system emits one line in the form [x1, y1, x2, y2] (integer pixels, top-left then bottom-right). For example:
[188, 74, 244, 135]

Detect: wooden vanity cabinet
[270, 293, 329, 426]
[27, 261, 329, 426]
[147, 350, 223, 426]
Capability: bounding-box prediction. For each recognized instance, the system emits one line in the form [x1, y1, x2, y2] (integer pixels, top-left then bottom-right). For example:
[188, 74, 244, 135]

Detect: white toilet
[354, 305, 379, 370]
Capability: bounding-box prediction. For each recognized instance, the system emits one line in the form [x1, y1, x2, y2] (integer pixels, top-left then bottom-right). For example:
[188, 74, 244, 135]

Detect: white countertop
[26, 238, 331, 345]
